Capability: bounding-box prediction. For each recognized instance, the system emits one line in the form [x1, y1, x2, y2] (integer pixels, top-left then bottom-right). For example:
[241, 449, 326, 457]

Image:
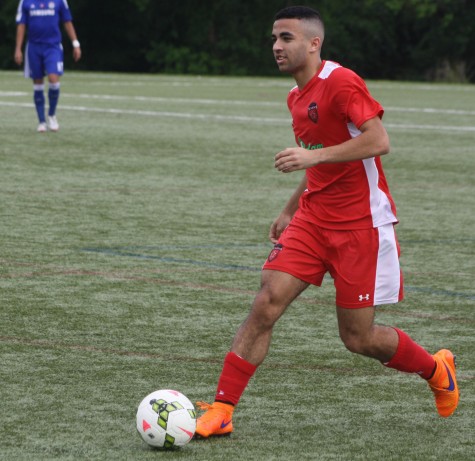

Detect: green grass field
[0, 70, 474, 460]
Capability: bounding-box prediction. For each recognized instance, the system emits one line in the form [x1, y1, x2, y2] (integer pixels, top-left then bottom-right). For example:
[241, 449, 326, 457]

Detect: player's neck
[293, 59, 323, 90]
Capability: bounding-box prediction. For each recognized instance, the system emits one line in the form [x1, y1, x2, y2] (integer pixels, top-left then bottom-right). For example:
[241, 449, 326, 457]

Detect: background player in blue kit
[14, 0, 81, 132]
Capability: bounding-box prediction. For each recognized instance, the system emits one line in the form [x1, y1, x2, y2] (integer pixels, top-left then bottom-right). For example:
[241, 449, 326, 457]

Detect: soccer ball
[136, 389, 196, 449]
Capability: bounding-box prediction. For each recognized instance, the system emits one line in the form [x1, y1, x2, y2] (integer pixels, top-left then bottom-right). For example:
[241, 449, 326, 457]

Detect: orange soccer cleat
[427, 349, 459, 417]
[195, 401, 234, 438]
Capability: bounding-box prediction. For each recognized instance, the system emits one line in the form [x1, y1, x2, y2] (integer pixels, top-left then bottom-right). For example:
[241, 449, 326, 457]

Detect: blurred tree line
[1, 0, 474, 82]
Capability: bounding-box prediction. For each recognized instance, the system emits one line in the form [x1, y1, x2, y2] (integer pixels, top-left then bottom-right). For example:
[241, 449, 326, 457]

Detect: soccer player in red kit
[195, 6, 459, 437]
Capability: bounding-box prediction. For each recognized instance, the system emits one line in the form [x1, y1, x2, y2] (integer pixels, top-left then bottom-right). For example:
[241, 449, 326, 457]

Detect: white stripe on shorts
[24, 42, 30, 79]
[374, 224, 401, 305]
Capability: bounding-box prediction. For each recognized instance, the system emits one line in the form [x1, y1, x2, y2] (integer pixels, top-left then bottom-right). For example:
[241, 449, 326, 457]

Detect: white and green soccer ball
[136, 389, 196, 449]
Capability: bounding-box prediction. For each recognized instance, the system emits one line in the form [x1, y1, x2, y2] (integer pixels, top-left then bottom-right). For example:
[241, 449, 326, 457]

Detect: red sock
[384, 328, 436, 379]
[215, 352, 257, 405]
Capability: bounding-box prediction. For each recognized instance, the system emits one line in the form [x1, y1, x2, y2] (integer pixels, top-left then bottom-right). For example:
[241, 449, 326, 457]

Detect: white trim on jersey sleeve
[374, 224, 401, 305]
[347, 121, 361, 138]
[318, 61, 341, 80]
[16, 0, 25, 23]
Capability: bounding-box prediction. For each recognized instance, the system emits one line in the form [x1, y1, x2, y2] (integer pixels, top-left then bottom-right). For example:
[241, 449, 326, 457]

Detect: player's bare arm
[63, 21, 81, 62]
[14, 24, 26, 65]
[274, 116, 390, 173]
[269, 174, 307, 243]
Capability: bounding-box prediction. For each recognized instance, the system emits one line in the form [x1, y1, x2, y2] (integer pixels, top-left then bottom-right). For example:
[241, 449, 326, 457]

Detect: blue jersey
[16, 0, 73, 45]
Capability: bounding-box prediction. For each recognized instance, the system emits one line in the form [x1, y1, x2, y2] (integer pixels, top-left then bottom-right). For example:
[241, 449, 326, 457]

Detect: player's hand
[269, 212, 292, 243]
[275, 147, 319, 173]
[14, 49, 23, 66]
[73, 47, 81, 62]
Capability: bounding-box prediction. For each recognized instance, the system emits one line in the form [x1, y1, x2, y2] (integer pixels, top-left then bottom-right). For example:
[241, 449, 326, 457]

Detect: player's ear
[309, 36, 321, 53]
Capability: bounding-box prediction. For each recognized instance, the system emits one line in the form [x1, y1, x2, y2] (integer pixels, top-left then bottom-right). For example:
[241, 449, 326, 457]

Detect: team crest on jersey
[308, 102, 319, 123]
[49, 2, 55, 8]
[268, 243, 283, 262]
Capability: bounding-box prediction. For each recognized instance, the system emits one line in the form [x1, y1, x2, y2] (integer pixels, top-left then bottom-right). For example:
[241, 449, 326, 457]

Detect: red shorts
[263, 217, 404, 308]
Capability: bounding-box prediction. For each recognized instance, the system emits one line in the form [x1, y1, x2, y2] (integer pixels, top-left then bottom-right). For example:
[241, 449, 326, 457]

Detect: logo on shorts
[308, 102, 319, 123]
[268, 243, 283, 262]
[359, 293, 370, 302]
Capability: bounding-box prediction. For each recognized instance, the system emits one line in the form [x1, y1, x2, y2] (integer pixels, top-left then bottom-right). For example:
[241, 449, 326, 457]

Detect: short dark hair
[274, 6, 323, 23]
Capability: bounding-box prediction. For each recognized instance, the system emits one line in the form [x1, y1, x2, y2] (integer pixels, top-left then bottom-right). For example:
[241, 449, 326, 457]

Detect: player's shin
[215, 352, 257, 405]
[48, 82, 61, 116]
[33, 84, 45, 123]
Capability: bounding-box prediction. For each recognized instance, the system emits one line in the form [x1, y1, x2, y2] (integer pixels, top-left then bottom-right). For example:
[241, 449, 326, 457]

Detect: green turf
[0, 70, 474, 460]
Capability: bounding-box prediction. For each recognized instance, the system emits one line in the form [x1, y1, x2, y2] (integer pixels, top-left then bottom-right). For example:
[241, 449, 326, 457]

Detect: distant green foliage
[1, 0, 474, 81]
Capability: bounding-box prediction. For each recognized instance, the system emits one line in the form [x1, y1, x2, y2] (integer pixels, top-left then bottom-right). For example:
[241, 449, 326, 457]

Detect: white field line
[3, 70, 475, 91]
[384, 123, 475, 132]
[1, 99, 475, 132]
[0, 101, 286, 124]
[1, 91, 281, 107]
[63, 76, 296, 88]
[69, 93, 281, 107]
[2, 90, 475, 115]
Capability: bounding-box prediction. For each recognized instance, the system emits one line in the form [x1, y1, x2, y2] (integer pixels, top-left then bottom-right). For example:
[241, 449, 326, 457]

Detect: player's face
[271, 19, 313, 74]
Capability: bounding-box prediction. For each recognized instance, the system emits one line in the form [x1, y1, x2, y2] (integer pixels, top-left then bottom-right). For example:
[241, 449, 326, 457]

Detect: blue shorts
[25, 42, 64, 79]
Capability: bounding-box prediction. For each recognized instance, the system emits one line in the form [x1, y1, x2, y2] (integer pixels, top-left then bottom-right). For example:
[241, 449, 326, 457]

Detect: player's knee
[248, 288, 284, 330]
[339, 330, 370, 355]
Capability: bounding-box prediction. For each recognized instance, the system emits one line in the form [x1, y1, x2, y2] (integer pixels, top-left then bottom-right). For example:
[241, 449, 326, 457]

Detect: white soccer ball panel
[136, 389, 196, 448]
[166, 409, 197, 445]
[136, 401, 166, 447]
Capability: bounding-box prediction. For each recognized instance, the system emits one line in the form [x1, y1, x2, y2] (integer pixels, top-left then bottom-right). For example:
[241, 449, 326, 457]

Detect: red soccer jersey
[288, 60, 398, 230]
